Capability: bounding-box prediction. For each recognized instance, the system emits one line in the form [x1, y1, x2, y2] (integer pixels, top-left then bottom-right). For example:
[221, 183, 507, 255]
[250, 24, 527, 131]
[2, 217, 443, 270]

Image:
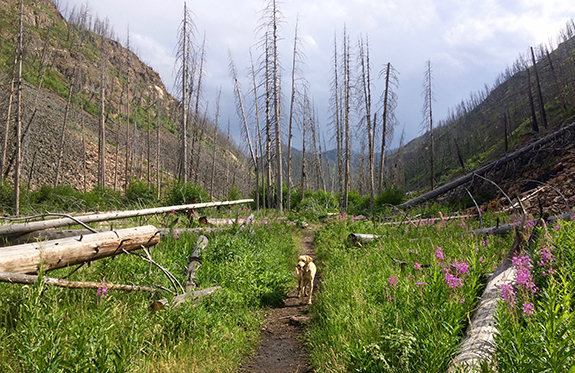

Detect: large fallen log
[0, 271, 158, 292]
[0, 199, 254, 237]
[0, 225, 160, 275]
[399, 122, 575, 209]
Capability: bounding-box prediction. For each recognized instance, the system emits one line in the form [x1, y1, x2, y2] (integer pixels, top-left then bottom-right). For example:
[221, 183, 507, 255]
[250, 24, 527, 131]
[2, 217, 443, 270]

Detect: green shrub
[164, 182, 209, 206]
[125, 179, 158, 206]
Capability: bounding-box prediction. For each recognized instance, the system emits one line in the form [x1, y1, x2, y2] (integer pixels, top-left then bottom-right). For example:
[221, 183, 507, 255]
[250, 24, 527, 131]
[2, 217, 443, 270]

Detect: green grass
[0, 218, 299, 372]
[306, 213, 513, 372]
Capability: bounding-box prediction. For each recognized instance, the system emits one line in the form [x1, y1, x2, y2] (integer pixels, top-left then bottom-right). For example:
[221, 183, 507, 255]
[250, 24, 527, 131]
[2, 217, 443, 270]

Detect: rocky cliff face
[0, 0, 253, 200]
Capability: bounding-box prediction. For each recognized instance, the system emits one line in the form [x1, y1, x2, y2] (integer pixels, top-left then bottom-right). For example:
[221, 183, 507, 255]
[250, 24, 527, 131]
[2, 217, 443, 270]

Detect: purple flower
[479, 257, 485, 263]
[452, 260, 469, 274]
[501, 284, 516, 305]
[414, 262, 421, 270]
[435, 247, 444, 261]
[445, 272, 463, 289]
[415, 281, 426, 286]
[170, 210, 176, 214]
[460, 298, 465, 304]
[388, 276, 399, 287]
[523, 302, 535, 317]
[554, 225, 561, 231]
[96, 286, 108, 298]
[173, 233, 179, 239]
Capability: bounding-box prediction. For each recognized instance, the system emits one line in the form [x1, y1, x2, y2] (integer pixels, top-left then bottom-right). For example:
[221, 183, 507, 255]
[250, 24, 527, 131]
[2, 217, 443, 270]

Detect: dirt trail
[238, 229, 315, 373]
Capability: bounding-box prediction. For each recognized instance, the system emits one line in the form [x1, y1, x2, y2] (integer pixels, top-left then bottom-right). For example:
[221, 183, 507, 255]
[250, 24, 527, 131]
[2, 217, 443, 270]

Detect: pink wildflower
[435, 247, 444, 261]
[414, 262, 421, 270]
[388, 276, 399, 287]
[523, 302, 535, 317]
[445, 272, 463, 289]
[501, 284, 516, 305]
[96, 286, 108, 298]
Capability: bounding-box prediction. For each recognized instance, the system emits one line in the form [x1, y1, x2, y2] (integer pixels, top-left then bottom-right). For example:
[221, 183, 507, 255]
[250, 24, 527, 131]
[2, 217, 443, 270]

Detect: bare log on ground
[398, 122, 575, 209]
[185, 235, 208, 291]
[0, 199, 254, 237]
[450, 206, 529, 371]
[347, 233, 381, 246]
[470, 211, 574, 236]
[150, 286, 222, 311]
[0, 225, 160, 275]
[0, 271, 158, 292]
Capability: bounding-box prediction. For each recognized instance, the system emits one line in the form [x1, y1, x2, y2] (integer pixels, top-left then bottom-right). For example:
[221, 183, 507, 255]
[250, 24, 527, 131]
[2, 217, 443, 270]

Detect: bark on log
[0, 225, 160, 275]
[0, 199, 254, 237]
[450, 213, 529, 371]
[150, 286, 222, 311]
[184, 235, 208, 291]
[4, 228, 106, 246]
[398, 122, 575, 209]
[0, 271, 158, 292]
[347, 233, 380, 246]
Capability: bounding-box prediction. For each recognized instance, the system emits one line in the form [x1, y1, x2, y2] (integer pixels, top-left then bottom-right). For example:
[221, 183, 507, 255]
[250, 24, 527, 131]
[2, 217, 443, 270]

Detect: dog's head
[297, 255, 313, 271]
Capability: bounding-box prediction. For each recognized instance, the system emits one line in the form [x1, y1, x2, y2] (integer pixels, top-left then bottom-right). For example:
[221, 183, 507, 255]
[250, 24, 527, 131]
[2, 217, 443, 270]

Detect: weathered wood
[450, 211, 528, 371]
[398, 122, 575, 209]
[0, 271, 158, 292]
[470, 211, 574, 236]
[347, 233, 380, 245]
[184, 235, 208, 291]
[150, 286, 222, 311]
[0, 199, 254, 237]
[0, 225, 160, 275]
[3, 228, 106, 246]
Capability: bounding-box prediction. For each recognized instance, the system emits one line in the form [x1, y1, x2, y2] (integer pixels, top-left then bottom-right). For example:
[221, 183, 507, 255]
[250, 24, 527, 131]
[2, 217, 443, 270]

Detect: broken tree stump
[184, 235, 208, 291]
[0, 225, 160, 275]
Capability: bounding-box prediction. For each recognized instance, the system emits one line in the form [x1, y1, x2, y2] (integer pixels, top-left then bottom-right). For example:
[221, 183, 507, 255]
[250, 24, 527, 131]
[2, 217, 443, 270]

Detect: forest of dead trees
[1, 0, 575, 216]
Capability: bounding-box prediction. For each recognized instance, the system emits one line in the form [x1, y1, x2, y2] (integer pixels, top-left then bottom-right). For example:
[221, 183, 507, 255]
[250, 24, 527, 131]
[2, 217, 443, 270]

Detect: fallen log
[0, 199, 254, 237]
[0, 225, 160, 275]
[184, 235, 208, 291]
[3, 228, 106, 246]
[469, 211, 574, 236]
[0, 271, 158, 292]
[150, 286, 222, 311]
[399, 122, 575, 209]
[347, 233, 381, 246]
[450, 204, 529, 371]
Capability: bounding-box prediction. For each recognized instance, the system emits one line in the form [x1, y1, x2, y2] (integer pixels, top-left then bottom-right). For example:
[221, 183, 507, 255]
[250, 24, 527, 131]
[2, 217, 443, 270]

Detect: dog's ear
[306, 255, 313, 263]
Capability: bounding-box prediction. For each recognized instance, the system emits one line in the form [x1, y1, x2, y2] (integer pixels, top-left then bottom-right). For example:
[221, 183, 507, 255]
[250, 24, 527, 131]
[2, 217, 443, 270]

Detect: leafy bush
[164, 182, 209, 206]
[375, 186, 405, 206]
[125, 179, 158, 206]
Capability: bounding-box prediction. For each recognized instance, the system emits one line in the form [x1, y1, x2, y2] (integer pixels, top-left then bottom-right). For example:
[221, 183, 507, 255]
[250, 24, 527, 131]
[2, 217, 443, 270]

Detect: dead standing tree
[378, 62, 399, 193]
[422, 60, 435, 191]
[13, 0, 24, 215]
[257, 0, 284, 211]
[174, 2, 197, 183]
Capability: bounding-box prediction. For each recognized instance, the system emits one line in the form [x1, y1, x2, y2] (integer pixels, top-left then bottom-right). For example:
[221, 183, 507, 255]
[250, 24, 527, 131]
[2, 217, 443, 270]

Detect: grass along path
[239, 228, 316, 373]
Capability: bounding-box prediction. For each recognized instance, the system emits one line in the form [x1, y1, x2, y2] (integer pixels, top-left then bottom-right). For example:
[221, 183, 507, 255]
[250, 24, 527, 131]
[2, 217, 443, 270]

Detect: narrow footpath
[238, 230, 316, 373]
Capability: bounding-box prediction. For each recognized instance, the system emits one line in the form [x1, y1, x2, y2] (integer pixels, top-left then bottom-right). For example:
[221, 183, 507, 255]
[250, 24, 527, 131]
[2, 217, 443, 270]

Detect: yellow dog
[296, 255, 316, 305]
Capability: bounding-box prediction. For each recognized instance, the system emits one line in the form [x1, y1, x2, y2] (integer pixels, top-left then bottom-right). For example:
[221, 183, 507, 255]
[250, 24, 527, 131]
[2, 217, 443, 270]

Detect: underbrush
[0, 221, 298, 372]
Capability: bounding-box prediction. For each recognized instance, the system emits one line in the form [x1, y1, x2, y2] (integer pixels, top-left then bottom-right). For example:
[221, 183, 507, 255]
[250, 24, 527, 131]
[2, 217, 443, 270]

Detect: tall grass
[307, 213, 513, 372]
[0, 219, 299, 372]
[493, 219, 575, 371]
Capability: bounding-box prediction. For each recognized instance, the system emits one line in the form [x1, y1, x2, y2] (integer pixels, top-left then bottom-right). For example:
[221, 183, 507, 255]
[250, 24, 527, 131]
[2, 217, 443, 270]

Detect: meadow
[0, 183, 574, 372]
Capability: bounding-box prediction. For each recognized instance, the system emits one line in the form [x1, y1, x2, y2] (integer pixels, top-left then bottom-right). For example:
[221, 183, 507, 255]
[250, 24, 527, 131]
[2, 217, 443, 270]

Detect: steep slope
[0, 0, 254, 201]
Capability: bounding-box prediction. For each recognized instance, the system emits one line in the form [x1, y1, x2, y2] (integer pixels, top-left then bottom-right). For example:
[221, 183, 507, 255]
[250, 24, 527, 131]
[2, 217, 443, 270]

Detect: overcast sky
[61, 0, 575, 151]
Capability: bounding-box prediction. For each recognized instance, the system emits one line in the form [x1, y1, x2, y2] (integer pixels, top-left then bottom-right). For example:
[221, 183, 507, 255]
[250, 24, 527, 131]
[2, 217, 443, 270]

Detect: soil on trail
[238, 229, 316, 373]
